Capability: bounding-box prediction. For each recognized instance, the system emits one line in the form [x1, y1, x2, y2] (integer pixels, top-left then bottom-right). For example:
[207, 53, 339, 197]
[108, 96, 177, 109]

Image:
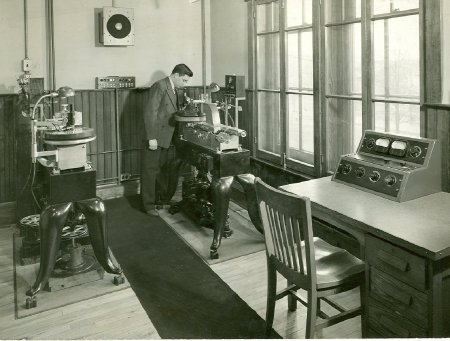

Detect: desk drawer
[368, 298, 427, 338]
[369, 267, 428, 328]
[313, 219, 361, 258]
[366, 234, 426, 290]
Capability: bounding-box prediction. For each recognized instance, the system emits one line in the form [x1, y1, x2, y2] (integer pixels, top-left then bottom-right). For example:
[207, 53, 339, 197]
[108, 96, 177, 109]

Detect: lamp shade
[209, 82, 220, 93]
[57, 86, 75, 98]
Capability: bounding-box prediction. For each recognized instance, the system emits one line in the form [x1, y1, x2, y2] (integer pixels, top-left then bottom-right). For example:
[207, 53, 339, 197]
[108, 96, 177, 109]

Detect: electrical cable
[30, 162, 41, 210]
[17, 159, 34, 199]
[227, 113, 235, 127]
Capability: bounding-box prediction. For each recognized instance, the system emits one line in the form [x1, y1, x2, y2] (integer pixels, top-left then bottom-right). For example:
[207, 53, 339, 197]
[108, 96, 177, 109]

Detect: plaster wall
[0, 0, 209, 92]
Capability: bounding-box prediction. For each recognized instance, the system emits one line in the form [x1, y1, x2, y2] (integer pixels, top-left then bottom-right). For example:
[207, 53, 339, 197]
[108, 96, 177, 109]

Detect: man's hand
[148, 139, 158, 150]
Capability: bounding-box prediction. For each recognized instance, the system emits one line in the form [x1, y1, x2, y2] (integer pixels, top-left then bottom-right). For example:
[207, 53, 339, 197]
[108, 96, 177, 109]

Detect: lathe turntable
[332, 130, 441, 202]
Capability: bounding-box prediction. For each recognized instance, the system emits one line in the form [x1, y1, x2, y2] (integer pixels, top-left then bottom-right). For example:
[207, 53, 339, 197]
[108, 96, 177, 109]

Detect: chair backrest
[255, 178, 316, 281]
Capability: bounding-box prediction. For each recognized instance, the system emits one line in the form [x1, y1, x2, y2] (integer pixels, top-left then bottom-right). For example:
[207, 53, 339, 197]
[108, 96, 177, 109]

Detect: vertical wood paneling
[0, 96, 16, 202]
[104, 91, 113, 180]
[120, 90, 131, 177]
[88, 91, 98, 172]
[80, 91, 91, 156]
[96, 92, 105, 180]
[0, 97, 7, 201]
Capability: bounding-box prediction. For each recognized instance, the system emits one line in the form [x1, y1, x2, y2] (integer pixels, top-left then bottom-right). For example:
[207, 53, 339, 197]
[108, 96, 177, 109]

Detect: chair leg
[287, 280, 297, 311]
[305, 289, 318, 339]
[265, 260, 277, 336]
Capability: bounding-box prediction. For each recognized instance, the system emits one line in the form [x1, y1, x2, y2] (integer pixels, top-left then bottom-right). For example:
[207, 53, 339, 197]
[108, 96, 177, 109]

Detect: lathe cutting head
[176, 102, 247, 153]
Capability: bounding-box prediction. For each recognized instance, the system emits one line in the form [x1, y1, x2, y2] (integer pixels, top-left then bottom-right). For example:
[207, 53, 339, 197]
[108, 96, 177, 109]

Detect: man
[141, 64, 193, 216]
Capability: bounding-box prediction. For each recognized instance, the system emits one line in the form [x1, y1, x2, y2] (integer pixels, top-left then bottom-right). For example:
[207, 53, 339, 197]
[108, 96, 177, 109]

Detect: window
[250, 0, 427, 176]
[255, 0, 315, 174]
[324, 0, 362, 171]
[371, 1, 420, 138]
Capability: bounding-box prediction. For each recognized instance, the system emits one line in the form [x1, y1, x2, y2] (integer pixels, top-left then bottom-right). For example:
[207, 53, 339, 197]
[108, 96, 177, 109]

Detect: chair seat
[312, 237, 364, 290]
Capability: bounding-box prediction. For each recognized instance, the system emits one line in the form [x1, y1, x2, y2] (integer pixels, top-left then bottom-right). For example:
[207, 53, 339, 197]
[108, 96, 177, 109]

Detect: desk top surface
[281, 176, 450, 260]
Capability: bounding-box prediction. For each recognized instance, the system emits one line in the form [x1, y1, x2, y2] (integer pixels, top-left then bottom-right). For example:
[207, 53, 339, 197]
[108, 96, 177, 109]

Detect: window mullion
[280, 0, 287, 166]
[317, 0, 326, 175]
[361, 0, 373, 131]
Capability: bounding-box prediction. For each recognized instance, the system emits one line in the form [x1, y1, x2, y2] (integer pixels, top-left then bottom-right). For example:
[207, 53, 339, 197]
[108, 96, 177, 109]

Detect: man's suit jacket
[143, 77, 178, 149]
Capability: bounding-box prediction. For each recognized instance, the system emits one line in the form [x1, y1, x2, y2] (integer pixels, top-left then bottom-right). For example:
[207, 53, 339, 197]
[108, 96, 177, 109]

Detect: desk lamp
[31, 86, 75, 120]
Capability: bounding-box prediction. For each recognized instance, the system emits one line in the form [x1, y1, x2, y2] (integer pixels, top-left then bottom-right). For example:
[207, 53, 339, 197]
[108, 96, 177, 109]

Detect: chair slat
[267, 205, 283, 260]
[284, 215, 298, 271]
[272, 209, 288, 264]
[279, 212, 294, 268]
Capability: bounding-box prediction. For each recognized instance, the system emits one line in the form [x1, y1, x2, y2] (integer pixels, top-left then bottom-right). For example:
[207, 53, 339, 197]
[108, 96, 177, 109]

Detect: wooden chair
[254, 178, 365, 338]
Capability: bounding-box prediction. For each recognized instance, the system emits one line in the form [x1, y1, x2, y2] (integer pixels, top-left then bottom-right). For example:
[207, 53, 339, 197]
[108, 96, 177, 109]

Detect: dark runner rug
[105, 195, 280, 339]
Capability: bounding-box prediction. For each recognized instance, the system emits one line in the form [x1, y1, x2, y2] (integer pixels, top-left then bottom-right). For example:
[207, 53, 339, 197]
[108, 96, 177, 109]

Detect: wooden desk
[281, 176, 450, 338]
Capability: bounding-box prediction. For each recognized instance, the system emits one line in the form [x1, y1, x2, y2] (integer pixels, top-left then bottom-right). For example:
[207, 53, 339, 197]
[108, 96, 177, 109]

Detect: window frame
[248, 0, 441, 178]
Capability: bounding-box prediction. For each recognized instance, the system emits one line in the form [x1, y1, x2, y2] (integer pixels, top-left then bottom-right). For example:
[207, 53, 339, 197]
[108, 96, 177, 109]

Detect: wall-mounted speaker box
[99, 7, 135, 46]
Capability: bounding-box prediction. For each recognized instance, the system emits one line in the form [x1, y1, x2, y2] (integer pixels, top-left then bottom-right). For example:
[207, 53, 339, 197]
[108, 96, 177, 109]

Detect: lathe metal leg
[26, 202, 73, 297]
[210, 176, 234, 259]
[76, 198, 122, 275]
[234, 173, 264, 234]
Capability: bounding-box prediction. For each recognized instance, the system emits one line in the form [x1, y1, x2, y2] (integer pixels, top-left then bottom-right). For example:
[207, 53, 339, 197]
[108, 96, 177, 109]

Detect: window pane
[324, 0, 360, 23]
[372, 0, 419, 15]
[374, 103, 420, 137]
[258, 91, 281, 154]
[287, 29, 313, 91]
[373, 16, 419, 99]
[257, 2, 279, 33]
[257, 34, 280, 89]
[286, 0, 312, 27]
[287, 94, 314, 164]
[326, 98, 362, 170]
[326, 23, 361, 96]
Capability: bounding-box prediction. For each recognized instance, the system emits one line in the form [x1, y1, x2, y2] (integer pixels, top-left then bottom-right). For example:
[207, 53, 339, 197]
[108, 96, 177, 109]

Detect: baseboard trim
[96, 180, 140, 200]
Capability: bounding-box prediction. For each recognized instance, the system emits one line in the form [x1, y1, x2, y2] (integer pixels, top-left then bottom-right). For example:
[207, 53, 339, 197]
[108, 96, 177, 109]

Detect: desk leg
[26, 202, 73, 298]
[210, 176, 234, 259]
[76, 198, 122, 275]
[234, 173, 263, 234]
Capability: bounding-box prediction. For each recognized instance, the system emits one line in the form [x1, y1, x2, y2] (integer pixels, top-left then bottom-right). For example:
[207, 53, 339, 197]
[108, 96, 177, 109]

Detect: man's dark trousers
[141, 144, 179, 211]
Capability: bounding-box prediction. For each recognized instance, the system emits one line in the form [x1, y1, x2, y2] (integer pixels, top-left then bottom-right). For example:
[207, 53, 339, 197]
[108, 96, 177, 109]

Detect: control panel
[332, 130, 441, 202]
[95, 76, 135, 89]
[224, 75, 245, 98]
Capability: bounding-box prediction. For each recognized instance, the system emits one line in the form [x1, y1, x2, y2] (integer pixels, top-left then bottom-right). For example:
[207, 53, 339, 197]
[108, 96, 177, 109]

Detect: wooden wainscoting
[0, 95, 16, 203]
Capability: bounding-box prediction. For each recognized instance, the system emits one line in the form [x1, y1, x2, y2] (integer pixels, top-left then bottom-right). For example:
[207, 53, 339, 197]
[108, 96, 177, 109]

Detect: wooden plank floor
[0, 203, 361, 339]
[0, 226, 160, 340]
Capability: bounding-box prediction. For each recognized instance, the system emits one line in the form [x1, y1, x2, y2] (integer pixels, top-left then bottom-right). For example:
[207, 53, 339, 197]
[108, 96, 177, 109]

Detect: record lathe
[23, 87, 124, 309]
[332, 130, 441, 201]
[170, 100, 262, 259]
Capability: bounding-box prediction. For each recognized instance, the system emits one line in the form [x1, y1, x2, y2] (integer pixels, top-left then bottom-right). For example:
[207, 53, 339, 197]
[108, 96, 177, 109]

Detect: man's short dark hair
[171, 64, 193, 77]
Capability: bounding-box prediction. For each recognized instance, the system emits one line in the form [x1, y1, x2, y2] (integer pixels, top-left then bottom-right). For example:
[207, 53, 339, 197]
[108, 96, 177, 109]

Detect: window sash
[251, 0, 425, 176]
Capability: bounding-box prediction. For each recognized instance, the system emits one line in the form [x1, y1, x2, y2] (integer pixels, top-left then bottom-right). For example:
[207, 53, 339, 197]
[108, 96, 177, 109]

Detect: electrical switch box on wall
[22, 58, 32, 72]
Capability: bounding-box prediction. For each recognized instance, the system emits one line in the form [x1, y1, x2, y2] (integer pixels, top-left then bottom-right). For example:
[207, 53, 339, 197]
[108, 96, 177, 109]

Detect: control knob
[384, 174, 397, 186]
[409, 145, 422, 158]
[340, 163, 352, 175]
[366, 138, 376, 149]
[355, 167, 365, 178]
[369, 170, 381, 183]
